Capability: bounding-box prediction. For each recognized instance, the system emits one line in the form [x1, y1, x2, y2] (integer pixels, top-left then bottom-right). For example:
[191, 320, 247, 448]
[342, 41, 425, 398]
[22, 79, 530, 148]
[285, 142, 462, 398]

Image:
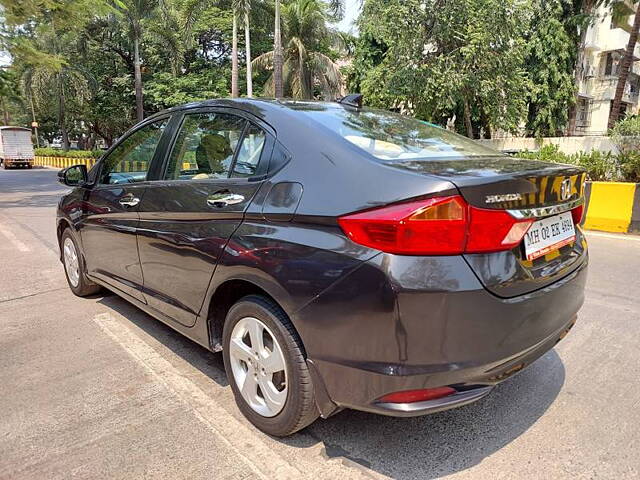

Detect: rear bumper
[374, 385, 494, 417]
[3, 159, 33, 165]
[294, 253, 587, 417]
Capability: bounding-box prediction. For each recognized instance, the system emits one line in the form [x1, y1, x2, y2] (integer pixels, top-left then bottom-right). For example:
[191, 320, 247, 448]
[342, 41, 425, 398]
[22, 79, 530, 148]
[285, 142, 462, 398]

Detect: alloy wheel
[63, 237, 80, 288]
[229, 316, 288, 417]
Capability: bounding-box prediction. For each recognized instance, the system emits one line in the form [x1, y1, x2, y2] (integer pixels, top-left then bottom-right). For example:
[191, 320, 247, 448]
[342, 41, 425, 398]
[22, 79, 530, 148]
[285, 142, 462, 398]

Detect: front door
[80, 118, 169, 302]
[136, 110, 270, 326]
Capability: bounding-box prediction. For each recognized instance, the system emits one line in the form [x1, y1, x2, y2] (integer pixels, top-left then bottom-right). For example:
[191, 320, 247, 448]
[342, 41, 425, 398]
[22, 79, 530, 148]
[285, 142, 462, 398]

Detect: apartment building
[576, 1, 640, 135]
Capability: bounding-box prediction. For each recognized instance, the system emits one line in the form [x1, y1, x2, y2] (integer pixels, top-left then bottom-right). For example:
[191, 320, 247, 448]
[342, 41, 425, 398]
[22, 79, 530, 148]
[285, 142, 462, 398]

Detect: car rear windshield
[303, 107, 500, 161]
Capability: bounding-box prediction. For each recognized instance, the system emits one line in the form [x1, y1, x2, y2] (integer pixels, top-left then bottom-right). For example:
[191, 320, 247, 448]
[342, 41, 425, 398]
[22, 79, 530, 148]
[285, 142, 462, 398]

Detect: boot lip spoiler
[507, 198, 584, 220]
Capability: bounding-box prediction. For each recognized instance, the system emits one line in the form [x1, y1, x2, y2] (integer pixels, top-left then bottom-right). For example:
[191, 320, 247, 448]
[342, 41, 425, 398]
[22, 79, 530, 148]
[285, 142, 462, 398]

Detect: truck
[0, 126, 35, 169]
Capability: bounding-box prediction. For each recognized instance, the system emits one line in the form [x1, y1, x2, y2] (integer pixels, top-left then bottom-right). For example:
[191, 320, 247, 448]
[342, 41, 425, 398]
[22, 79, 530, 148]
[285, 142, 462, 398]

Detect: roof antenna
[336, 93, 363, 109]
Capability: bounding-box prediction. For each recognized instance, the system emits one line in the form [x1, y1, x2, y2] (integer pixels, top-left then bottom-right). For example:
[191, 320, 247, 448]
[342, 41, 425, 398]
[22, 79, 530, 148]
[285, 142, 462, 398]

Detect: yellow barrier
[34, 156, 98, 170]
[583, 182, 637, 233]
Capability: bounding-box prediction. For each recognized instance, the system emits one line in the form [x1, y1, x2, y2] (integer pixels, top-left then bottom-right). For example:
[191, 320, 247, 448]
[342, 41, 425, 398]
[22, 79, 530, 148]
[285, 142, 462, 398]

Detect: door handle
[119, 195, 140, 208]
[207, 193, 245, 208]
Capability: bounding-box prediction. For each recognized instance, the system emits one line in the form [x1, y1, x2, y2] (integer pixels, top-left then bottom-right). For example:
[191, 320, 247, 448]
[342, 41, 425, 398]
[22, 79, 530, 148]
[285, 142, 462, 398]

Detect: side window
[232, 124, 266, 178]
[99, 119, 168, 185]
[165, 112, 246, 180]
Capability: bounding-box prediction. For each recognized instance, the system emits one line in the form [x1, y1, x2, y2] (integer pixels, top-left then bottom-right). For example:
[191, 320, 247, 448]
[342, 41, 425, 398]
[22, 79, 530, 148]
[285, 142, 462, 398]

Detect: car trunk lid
[381, 156, 588, 297]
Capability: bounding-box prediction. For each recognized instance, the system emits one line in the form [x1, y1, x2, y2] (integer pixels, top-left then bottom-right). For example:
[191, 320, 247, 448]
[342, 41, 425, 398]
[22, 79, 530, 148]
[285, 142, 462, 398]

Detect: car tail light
[338, 195, 533, 255]
[571, 204, 584, 224]
[378, 387, 457, 404]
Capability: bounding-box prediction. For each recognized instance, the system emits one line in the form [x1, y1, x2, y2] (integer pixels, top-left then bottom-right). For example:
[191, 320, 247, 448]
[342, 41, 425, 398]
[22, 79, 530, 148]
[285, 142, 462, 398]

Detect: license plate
[523, 212, 575, 261]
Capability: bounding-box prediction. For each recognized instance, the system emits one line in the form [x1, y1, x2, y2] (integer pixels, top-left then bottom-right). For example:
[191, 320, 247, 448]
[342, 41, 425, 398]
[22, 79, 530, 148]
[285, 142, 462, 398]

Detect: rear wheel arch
[57, 219, 73, 260]
[205, 279, 304, 354]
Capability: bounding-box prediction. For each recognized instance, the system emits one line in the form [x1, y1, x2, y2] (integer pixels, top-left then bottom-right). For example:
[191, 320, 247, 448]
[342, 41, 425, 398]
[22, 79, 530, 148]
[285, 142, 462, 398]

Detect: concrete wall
[477, 136, 617, 155]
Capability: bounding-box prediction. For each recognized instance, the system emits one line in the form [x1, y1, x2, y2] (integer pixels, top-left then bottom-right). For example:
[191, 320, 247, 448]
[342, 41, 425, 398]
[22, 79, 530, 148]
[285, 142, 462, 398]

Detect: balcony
[594, 77, 640, 104]
[601, 28, 640, 55]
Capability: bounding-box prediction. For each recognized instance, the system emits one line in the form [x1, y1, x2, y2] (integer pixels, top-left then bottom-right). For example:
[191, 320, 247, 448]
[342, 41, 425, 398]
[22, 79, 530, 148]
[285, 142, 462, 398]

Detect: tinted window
[100, 119, 168, 185]
[165, 112, 246, 180]
[303, 108, 499, 161]
[232, 124, 266, 178]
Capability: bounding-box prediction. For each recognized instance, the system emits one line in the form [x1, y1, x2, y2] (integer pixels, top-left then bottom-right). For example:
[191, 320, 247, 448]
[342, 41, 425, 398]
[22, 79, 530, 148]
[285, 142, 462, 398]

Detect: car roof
[145, 98, 352, 122]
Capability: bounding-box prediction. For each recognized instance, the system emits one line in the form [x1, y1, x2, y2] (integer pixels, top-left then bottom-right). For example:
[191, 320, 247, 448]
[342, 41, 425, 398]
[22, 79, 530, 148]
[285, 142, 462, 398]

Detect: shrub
[516, 145, 619, 181]
[617, 151, 640, 183]
[610, 115, 640, 154]
[34, 148, 103, 159]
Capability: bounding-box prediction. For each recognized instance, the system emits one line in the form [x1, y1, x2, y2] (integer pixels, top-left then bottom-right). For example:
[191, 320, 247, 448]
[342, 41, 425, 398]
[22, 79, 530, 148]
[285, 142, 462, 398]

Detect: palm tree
[609, 2, 640, 128]
[232, 13, 239, 97]
[117, 0, 159, 122]
[22, 59, 92, 150]
[234, 0, 254, 97]
[274, 0, 283, 97]
[254, 0, 344, 99]
[272, 0, 344, 99]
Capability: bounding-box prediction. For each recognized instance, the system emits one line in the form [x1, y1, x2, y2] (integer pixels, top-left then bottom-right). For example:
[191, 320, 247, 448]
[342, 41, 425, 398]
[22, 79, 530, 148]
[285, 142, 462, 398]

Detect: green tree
[525, 0, 579, 136]
[115, 0, 160, 122]
[0, 68, 25, 125]
[352, 0, 530, 138]
[21, 39, 93, 149]
[253, 0, 343, 99]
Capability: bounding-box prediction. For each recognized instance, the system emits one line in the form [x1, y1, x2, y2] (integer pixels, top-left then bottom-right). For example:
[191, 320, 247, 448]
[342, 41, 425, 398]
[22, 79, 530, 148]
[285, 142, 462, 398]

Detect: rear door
[79, 117, 170, 302]
[136, 108, 272, 326]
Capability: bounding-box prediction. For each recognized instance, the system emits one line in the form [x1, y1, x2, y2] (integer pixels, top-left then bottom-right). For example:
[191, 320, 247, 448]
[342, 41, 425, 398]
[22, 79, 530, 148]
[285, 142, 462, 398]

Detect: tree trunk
[568, 26, 589, 135]
[232, 14, 239, 98]
[133, 36, 144, 122]
[1, 97, 9, 125]
[609, 7, 640, 130]
[463, 98, 474, 138]
[245, 12, 253, 97]
[568, 0, 596, 136]
[59, 80, 69, 151]
[274, 0, 283, 98]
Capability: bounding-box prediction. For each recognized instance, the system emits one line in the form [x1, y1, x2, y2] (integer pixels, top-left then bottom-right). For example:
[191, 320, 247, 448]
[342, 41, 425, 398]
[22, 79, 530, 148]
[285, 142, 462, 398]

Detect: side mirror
[58, 164, 88, 187]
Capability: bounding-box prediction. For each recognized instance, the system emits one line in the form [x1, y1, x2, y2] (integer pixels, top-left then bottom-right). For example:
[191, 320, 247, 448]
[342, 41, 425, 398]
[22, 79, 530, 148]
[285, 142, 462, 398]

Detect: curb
[583, 181, 640, 233]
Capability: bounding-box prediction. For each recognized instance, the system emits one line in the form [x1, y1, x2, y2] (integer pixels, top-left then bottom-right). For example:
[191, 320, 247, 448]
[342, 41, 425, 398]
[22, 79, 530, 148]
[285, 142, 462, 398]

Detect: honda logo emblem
[560, 178, 572, 201]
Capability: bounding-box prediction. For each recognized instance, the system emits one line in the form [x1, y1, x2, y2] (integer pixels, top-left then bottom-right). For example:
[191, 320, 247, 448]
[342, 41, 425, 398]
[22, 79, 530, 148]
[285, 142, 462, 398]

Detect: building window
[610, 100, 629, 119]
[604, 52, 622, 76]
[577, 98, 592, 128]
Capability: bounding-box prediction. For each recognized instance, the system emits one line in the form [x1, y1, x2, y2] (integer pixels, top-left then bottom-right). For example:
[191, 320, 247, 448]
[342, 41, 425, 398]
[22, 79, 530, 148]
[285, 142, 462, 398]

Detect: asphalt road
[1, 166, 639, 480]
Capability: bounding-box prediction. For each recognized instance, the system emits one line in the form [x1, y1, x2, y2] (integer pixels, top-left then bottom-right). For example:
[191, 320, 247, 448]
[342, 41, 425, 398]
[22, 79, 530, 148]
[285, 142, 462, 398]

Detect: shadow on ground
[97, 293, 564, 480]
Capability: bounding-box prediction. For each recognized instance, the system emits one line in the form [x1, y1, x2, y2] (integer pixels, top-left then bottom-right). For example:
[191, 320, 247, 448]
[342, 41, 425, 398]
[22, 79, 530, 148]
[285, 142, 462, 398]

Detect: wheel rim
[63, 237, 80, 288]
[229, 316, 288, 417]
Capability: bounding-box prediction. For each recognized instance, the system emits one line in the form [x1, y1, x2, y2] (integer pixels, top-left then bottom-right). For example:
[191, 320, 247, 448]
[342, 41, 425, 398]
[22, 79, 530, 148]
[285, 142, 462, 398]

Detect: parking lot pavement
[1, 167, 639, 480]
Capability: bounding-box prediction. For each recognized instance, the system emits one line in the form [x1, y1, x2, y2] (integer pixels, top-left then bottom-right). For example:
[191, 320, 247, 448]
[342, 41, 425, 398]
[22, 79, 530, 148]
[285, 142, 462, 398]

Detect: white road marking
[585, 231, 640, 242]
[0, 223, 30, 252]
[92, 312, 304, 480]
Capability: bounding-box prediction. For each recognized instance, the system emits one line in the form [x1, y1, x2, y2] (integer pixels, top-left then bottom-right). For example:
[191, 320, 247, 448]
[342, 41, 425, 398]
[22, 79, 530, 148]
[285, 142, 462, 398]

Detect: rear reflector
[378, 387, 457, 404]
[338, 195, 534, 255]
[571, 204, 584, 224]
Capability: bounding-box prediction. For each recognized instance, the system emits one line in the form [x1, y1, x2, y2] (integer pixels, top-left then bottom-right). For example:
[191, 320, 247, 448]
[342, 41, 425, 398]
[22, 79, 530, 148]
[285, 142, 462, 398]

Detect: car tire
[222, 295, 319, 437]
[61, 228, 102, 297]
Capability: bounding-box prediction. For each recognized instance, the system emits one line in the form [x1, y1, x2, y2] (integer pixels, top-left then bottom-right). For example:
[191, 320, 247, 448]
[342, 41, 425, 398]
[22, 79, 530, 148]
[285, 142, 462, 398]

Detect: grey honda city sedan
[56, 96, 587, 436]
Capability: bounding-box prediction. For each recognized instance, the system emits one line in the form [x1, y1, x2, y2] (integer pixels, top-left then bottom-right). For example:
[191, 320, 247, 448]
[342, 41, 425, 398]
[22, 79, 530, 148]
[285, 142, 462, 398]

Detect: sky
[336, 0, 361, 34]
